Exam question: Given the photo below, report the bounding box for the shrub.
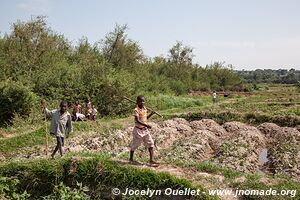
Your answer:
[0,177,30,200]
[93,70,134,117]
[43,182,90,200]
[0,80,37,126]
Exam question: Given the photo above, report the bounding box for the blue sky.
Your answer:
[1,0,299,70]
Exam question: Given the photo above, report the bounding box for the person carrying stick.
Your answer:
[42,100,72,159]
[129,95,159,167]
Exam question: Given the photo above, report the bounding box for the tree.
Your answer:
[168,41,194,65]
[101,24,144,68]
[1,16,70,82]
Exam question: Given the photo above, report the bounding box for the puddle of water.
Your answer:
[257,148,269,176]
[259,148,268,164]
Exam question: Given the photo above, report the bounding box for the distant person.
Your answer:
[42,100,72,159]
[91,105,98,120]
[212,90,217,103]
[129,95,159,167]
[85,98,93,120]
[72,100,85,121]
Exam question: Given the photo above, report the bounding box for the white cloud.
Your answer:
[17,0,51,14]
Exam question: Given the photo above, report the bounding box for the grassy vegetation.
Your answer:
[147,94,210,111]
[171,159,242,180]
[0,84,299,199]
[178,85,300,126]
[0,84,298,159]
[0,153,213,200]
[0,128,50,157]
[230,174,300,200]
[166,159,300,200]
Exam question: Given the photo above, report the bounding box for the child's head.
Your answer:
[75,100,79,105]
[136,95,145,108]
[60,100,68,113]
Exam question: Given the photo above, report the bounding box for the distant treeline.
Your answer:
[0,16,242,123]
[236,69,300,84]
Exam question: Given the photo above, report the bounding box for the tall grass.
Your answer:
[0,128,50,156]
[147,95,210,111]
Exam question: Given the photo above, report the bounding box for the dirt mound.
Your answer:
[20,117,299,179]
[213,122,267,172]
[223,121,266,146]
[160,118,193,135]
[66,128,133,156]
[258,123,300,144]
[268,135,300,179]
[257,123,282,142]
[258,123,300,179]
[190,119,228,137]
[152,127,182,149]
[159,130,215,161]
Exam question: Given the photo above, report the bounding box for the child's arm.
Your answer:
[66,115,73,136]
[41,100,53,118]
[135,116,151,129]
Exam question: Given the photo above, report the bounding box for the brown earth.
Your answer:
[26,118,299,180]
[11,118,300,200]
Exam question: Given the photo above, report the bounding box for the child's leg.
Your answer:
[51,137,60,158]
[57,137,63,156]
[148,147,159,164]
[143,133,158,164]
[129,150,134,161]
[148,147,154,162]
[130,128,142,161]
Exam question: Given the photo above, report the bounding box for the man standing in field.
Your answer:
[129,95,159,167]
[42,100,72,159]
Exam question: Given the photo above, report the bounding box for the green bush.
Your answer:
[0,80,37,126]
[43,182,90,200]
[93,70,134,117]
[0,177,30,200]
[0,17,245,119]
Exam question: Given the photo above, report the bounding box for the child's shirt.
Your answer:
[134,106,147,128]
[45,108,72,137]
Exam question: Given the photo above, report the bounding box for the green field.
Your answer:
[0,84,299,199]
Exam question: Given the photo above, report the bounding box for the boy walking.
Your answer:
[129,95,159,166]
[42,100,72,159]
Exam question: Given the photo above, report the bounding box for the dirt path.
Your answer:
[115,159,239,200]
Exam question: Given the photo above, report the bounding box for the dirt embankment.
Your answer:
[27,118,300,179]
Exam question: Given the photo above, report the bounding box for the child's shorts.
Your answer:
[130,127,154,150]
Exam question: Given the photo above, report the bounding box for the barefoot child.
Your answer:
[42,100,72,159]
[129,95,159,166]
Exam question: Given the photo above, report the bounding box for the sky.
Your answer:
[0,0,300,70]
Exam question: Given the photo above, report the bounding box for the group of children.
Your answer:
[72,99,97,121]
[42,96,159,166]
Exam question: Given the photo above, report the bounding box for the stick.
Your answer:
[122,96,163,118]
[41,99,48,157]
[45,113,48,157]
